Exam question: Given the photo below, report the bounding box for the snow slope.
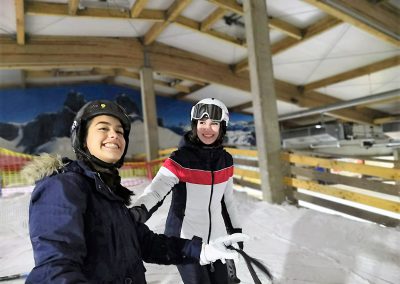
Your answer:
[0,182,399,284]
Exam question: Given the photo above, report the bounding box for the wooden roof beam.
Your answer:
[173,84,208,99]
[0,35,386,124]
[157,71,207,86]
[26,1,243,48]
[144,0,191,45]
[210,0,302,39]
[15,0,25,45]
[269,17,303,40]
[355,96,400,110]
[24,68,191,93]
[234,16,342,73]
[175,16,244,46]
[229,101,252,113]
[209,0,242,15]
[373,116,400,124]
[304,0,400,47]
[25,1,164,21]
[68,0,79,15]
[302,55,400,92]
[200,7,226,31]
[130,0,148,18]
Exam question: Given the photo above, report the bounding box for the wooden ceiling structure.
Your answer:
[1,0,399,127]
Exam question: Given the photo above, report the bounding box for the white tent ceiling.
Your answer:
[0,0,399,127]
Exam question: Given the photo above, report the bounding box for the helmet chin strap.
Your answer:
[77,147,121,169]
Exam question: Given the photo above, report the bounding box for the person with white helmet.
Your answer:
[130,98,243,284]
[23,100,247,283]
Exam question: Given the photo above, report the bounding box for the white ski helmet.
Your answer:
[190,98,229,126]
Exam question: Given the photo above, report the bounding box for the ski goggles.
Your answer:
[191,103,224,122]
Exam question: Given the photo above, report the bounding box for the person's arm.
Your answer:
[130,159,179,222]
[135,221,248,265]
[222,175,243,248]
[27,175,88,283]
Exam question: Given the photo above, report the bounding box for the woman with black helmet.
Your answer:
[24,100,247,283]
[130,98,243,284]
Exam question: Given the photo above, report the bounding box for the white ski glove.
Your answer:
[200,233,249,265]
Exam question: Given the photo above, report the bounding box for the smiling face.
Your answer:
[85,115,126,164]
[196,118,221,145]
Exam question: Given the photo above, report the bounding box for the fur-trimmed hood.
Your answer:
[22,153,67,185]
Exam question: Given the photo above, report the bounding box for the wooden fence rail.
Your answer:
[1,147,399,226]
[228,148,399,227]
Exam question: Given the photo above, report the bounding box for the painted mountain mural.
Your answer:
[0,84,256,159]
[0,91,182,159]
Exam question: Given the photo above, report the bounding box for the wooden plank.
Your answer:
[234,16,342,73]
[269,17,302,40]
[144,0,191,45]
[282,152,400,180]
[200,7,225,31]
[175,16,244,46]
[130,0,148,18]
[26,1,164,21]
[294,191,399,227]
[229,101,252,113]
[233,177,261,189]
[234,168,260,180]
[209,0,243,15]
[68,0,79,15]
[233,157,258,167]
[15,0,25,45]
[272,16,342,55]
[211,0,302,40]
[290,166,399,196]
[226,148,258,157]
[172,84,207,99]
[374,116,400,124]
[303,56,400,92]
[356,96,400,110]
[303,0,400,47]
[0,36,145,69]
[285,177,400,213]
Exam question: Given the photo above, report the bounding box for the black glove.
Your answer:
[226,259,241,283]
[129,205,149,223]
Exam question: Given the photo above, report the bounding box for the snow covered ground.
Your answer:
[0,181,399,284]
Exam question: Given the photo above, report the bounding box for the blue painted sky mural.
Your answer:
[0,83,255,156]
[0,83,253,126]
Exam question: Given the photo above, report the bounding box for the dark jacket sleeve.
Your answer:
[26,174,88,283]
[135,221,202,265]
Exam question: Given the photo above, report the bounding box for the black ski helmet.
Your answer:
[71,100,131,168]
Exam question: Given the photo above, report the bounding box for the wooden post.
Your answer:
[243,0,286,203]
[140,66,159,161]
[394,148,400,186]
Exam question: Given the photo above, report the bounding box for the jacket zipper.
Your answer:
[207,151,214,244]
[207,171,214,244]
[96,173,113,194]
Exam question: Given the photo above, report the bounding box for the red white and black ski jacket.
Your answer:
[134,133,241,243]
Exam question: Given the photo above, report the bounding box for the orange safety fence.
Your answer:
[0,147,167,189]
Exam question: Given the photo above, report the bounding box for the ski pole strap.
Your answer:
[227,246,273,284]
[0,273,28,282]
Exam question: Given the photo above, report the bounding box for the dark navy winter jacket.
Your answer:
[26,158,201,284]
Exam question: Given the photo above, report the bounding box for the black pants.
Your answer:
[177,260,229,284]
